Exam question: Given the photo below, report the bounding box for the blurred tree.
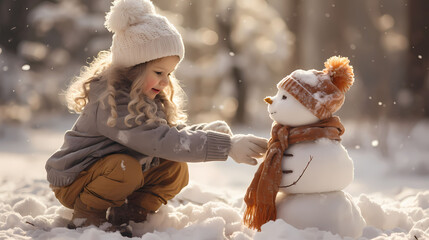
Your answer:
[282,0,301,72]
[280,0,417,121]
[2,0,425,127]
[216,1,247,123]
[407,0,429,118]
[0,0,44,53]
[157,0,291,125]
[0,0,109,123]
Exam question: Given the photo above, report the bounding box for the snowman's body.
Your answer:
[276,139,366,238]
[266,87,366,238]
[276,191,366,238]
[280,138,353,194]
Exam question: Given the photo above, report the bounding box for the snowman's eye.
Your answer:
[282,95,287,100]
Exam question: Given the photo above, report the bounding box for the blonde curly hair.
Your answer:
[65,50,187,127]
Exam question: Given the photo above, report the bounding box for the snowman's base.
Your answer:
[276,190,366,238]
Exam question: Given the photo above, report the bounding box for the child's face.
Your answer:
[141,56,180,99]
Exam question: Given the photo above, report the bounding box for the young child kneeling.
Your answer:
[45,0,267,236]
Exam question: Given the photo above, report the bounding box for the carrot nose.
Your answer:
[264,97,273,104]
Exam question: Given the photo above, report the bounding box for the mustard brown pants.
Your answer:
[54,154,189,212]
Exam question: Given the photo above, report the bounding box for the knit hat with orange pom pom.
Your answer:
[278,56,354,120]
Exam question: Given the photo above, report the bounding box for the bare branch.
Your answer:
[279,156,313,188]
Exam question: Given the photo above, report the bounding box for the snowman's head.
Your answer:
[265,88,319,127]
[265,56,355,127]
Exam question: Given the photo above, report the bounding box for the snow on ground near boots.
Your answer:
[0,116,428,239]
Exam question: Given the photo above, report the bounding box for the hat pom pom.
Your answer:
[105,0,156,33]
[323,56,354,93]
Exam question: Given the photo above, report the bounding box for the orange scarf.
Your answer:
[243,116,345,231]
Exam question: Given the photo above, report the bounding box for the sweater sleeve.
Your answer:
[177,123,208,131]
[95,102,231,162]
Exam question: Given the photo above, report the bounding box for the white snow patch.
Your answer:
[72,218,87,228]
[13,197,47,218]
[196,135,207,152]
[120,160,126,171]
[174,135,191,152]
[1,174,427,240]
[180,136,191,151]
[357,194,414,231]
[292,69,319,86]
[313,91,334,104]
[117,131,129,144]
[254,219,344,240]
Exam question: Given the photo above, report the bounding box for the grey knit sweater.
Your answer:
[45,80,231,187]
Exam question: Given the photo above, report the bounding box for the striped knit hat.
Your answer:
[278,56,354,120]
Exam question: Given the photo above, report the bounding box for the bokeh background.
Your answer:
[0,0,428,183]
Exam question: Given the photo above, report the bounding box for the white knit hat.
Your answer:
[105,0,185,68]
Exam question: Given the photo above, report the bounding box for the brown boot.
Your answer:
[67,198,107,229]
[105,224,133,238]
[107,203,151,225]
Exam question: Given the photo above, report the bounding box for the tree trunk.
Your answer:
[0,0,43,53]
[216,1,247,124]
[407,0,429,118]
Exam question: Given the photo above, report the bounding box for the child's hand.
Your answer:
[230,134,268,165]
[202,121,233,136]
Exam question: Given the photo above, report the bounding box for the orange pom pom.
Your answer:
[323,56,354,93]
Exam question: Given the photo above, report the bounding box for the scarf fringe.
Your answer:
[243,203,277,231]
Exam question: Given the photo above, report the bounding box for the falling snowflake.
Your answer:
[121,160,126,171]
[21,64,30,71]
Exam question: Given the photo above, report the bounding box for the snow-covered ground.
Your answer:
[0,114,428,239]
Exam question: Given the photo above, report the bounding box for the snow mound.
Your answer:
[276,191,366,238]
[13,197,47,218]
[0,178,428,239]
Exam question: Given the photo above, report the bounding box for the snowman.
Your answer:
[243,56,366,238]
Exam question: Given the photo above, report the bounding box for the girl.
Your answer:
[45,0,267,235]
